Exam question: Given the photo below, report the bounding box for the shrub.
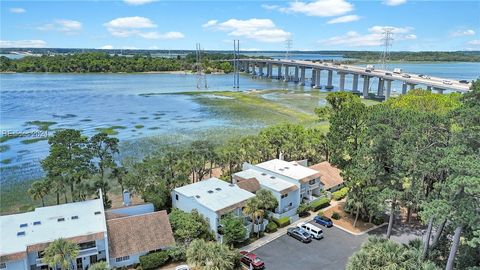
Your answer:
[265,221,278,233]
[167,245,186,262]
[296,203,311,217]
[139,251,169,269]
[331,212,341,220]
[309,197,331,211]
[332,187,349,201]
[273,216,290,228]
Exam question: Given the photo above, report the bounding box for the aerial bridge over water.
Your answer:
[236,59,471,100]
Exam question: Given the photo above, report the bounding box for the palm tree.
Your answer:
[243,197,262,237]
[186,239,238,270]
[28,180,49,207]
[42,238,79,270]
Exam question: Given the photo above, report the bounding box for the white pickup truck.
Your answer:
[393,68,402,74]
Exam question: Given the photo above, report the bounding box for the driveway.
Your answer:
[253,224,368,270]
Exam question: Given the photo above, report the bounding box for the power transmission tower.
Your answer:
[196,43,208,89]
[285,39,292,60]
[233,40,240,89]
[380,27,394,71]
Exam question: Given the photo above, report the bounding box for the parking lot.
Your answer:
[253,223,369,270]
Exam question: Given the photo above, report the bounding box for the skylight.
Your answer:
[215,188,222,191]
[33,221,41,225]
[57,218,65,222]
[20,223,28,228]
[17,231,26,237]
[94,211,101,215]
[71,216,79,220]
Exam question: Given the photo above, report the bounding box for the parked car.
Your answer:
[459,80,469,84]
[443,80,453,85]
[175,265,190,270]
[313,215,333,227]
[297,222,324,239]
[240,251,265,269]
[402,74,411,78]
[287,227,312,243]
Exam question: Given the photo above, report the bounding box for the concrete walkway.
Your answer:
[243,200,341,252]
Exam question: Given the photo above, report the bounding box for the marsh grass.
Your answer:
[0,145,10,152]
[21,138,48,144]
[26,120,57,131]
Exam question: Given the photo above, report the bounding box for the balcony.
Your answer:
[78,247,98,257]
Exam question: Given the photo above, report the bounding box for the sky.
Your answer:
[1,0,479,51]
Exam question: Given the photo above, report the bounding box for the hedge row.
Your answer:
[265,221,278,233]
[309,197,331,211]
[139,251,169,269]
[272,216,290,228]
[332,187,349,201]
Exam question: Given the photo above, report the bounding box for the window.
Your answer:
[20,223,28,228]
[115,256,130,262]
[175,194,179,201]
[57,218,65,222]
[94,211,101,215]
[33,221,41,225]
[309,179,316,185]
[71,215,79,220]
[79,241,96,250]
[0,263,6,269]
[281,193,288,199]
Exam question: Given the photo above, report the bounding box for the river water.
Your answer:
[0,59,479,183]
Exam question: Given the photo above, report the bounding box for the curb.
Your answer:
[332,222,388,236]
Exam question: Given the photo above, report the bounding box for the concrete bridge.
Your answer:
[237,59,471,99]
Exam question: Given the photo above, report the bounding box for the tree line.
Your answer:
[0,52,236,73]
[320,85,479,269]
[343,51,480,62]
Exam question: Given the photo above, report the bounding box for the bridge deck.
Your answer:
[240,58,471,92]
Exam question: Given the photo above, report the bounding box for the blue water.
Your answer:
[0,61,479,182]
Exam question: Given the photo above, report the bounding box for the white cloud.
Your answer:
[203,18,291,42]
[37,19,82,34]
[9,8,26,13]
[327,15,360,24]
[468,40,480,46]
[319,26,416,47]
[123,0,156,5]
[104,16,183,40]
[261,4,280,10]
[100,45,114,49]
[0,40,47,48]
[202,20,218,28]
[451,29,476,37]
[383,0,407,6]
[273,0,354,17]
[105,16,156,30]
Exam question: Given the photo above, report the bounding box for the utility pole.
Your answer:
[380,27,394,71]
[285,39,292,60]
[233,40,240,89]
[196,43,208,89]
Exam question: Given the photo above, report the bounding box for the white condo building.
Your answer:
[171,177,255,242]
[233,159,322,219]
[0,194,175,270]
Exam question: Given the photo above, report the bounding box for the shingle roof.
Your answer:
[309,161,344,190]
[235,177,261,193]
[106,211,175,258]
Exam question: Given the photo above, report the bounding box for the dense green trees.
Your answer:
[325,83,479,269]
[0,52,235,73]
[36,129,119,207]
[343,51,480,62]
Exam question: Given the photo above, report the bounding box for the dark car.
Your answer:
[287,227,312,243]
[314,215,333,227]
[459,80,469,84]
[239,251,265,269]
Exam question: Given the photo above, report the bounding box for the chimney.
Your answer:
[279,152,284,160]
[123,190,131,206]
